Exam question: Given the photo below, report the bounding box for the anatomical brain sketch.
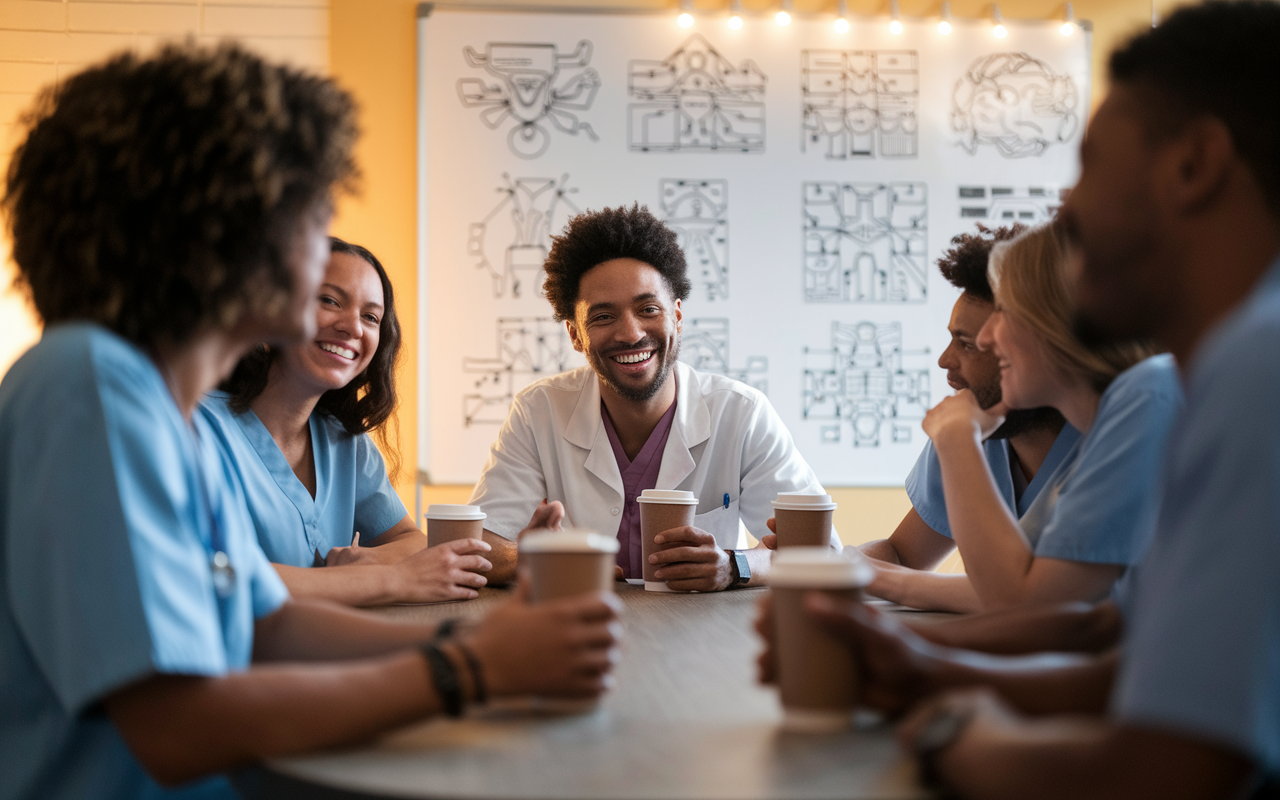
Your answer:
[458,40,601,159]
[801,50,919,159]
[468,174,583,299]
[951,52,1078,158]
[680,318,768,393]
[803,182,928,303]
[462,317,583,426]
[803,322,931,448]
[958,185,1065,223]
[660,179,729,301]
[628,34,767,153]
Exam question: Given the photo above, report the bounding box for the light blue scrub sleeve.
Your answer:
[352,431,408,539]
[1033,357,1181,565]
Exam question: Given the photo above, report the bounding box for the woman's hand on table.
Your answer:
[388,538,492,603]
[465,579,622,699]
[922,390,1008,448]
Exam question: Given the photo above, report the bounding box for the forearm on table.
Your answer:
[364,519,428,557]
[934,648,1117,716]
[482,530,520,585]
[273,563,410,608]
[106,650,443,786]
[870,568,983,613]
[253,598,437,662]
[909,600,1124,655]
[934,433,1036,608]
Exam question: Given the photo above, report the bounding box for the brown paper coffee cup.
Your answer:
[636,490,698,592]
[771,493,837,549]
[425,505,486,565]
[769,547,875,732]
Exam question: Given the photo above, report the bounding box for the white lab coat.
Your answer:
[469,362,838,549]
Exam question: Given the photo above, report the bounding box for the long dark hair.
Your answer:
[221,236,402,478]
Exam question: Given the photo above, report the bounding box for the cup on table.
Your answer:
[770,493,837,549]
[770,547,876,732]
[520,529,619,603]
[425,504,486,548]
[636,489,699,593]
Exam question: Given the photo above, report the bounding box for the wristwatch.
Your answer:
[910,705,975,792]
[725,549,751,588]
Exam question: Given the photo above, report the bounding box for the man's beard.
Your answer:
[588,336,680,402]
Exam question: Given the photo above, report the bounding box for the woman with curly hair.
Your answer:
[200,238,557,604]
[0,43,618,799]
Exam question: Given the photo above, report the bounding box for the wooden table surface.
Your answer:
[256,584,948,800]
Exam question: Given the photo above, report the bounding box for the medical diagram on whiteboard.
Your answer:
[457,40,601,159]
[803,181,928,303]
[951,52,1079,158]
[802,322,931,448]
[680,318,768,394]
[958,185,1066,223]
[467,174,583,299]
[461,318,584,427]
[628,34,767,153]
[801,50,919,159]
[659,179,729,301]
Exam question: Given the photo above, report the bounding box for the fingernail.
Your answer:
[648,555,657,563]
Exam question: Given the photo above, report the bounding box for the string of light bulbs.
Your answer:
[671,0,1082,36]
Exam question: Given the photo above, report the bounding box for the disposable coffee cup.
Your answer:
[771,493,837,549]
[520,529,620,603]
[770,547,876,732]
[425,504,486,548]
[636,489,698,593]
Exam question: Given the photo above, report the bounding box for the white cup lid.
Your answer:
[520,529,621,554]
[636,489,698,505]
[772,492,837,511]
[425,504,486,521]
[770,547,875,589]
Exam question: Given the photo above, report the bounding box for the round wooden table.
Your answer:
[253,583,939,800]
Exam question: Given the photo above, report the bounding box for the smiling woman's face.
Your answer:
[976,306,1063,410]
[278,250,385,394]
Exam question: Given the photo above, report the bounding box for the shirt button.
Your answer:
[611,507,620,516]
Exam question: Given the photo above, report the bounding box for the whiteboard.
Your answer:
[417,5,1090,485]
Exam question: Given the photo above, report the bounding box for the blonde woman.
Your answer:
[869,221,1182,612]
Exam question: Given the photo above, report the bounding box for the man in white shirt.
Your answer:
[472,204,835,591]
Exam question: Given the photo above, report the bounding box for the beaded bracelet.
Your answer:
[454,641,488,705]
[420,643,464,718]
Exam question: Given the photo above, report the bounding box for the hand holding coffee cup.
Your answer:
[636,489,699,592]
[768,547,875,732]
[426,504,486,547]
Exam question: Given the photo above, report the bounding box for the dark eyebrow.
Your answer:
[320,282,349,300]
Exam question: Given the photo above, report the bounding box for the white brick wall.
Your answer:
[0,0,329,374]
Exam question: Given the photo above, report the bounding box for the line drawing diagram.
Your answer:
[951,52,1079,158]
[802,322,931,448]
[462,317,583,426]
[628,34,767,153]
[958,185,1065,223]
[680,318,768,393]
[803,182,928,303]
[801,50,919,159]
[458,40,601,159]
[660,179,729,301]
[468,174,583,299]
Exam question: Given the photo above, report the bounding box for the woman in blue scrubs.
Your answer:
[0,44,618,800]
[200,239,516,605]
[868,221,1182,612]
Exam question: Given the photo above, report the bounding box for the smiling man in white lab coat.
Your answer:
[470,204,836,591]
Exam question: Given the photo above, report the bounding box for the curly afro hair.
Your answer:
[937,223,1026,302]
[3,41,359,347]
[542,204,690,322]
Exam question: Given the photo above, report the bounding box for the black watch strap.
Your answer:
[726,549,750,587]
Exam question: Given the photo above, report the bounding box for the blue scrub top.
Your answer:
[1018,354,1183,566]
[905,423,1082,538]
[0,324,289,800]
[198,392,406,568]
[1113,260,1280,777]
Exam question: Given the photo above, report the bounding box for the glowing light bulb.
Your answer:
[728,13,742,28]
[936,19,951,34]
[678,11,693,26]
[938,2,952,34]
[775,9,791,25]
[890,18,903,34]
[889,0,902,35]
[834,16,849,32]
[1060,2,1076,35]
[993,22,1007,37]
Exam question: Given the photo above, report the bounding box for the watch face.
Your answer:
[733,551,750,583]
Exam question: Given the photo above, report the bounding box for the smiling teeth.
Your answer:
[614,351,653,364]
[320,343,356,359]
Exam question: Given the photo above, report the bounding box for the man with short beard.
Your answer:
[857,225,1080,610]
[470,205,835,591]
